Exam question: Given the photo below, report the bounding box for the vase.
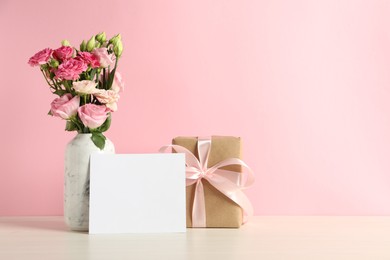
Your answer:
[64,133,115,231]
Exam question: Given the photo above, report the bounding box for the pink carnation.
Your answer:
[28,48,53,66]
[78,104,109,129]
[54,58,88,80]
[76,52,100,68]
[53,46,74,61]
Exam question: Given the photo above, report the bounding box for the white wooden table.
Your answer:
[0,216,389,259]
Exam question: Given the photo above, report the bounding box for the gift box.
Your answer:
[172,136,246,228]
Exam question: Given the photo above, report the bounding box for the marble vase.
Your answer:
[64,133,115,231]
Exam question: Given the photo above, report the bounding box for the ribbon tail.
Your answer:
[232,189,254,224]
[192,179,206,228]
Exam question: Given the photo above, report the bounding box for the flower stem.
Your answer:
[70,117,83,132]
[40,69,55,89]
[103,68,106,89]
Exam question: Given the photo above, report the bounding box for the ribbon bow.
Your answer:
[160,137,255,227]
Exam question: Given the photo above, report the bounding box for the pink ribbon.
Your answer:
[160,137,255,227]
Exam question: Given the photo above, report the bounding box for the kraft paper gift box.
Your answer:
[173,136,244,228]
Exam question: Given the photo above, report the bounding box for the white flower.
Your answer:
[72,80,98,95]
[94,89,120,112]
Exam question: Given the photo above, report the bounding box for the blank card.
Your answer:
[89,153,186,234]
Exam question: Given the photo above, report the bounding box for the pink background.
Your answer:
[1,0,390,216]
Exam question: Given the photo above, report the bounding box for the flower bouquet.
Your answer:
[28,32,124,149]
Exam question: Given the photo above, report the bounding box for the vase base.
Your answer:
[64,217,89,232]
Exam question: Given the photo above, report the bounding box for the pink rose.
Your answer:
[72,80,98,94]
[50,94,80,119]
[76,52,100,68]
[28,48,53,66]
[94,90,119,112]
[54,58,88,80]
[78,104,109,129]
[92,48,115,68]
[53,46,74,61]
[111,72,125,93]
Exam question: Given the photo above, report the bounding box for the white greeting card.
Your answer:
[89,153,186,234]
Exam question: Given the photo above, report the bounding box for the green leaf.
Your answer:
[62,80,72,92]
[65,121,78,131]
[97,114,111,132]
[91,132,106,150]
[53,89,67,96]
[48,110,53,116]
[102,68,106,89]
[90,69,97,82]
[107,59,118,89]
[107,67,116,89]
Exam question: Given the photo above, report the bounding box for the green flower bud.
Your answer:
[86,36,96,52]
[95,32,106,43]
[95,41,101,48]
[109,34,121,45]
[80,40,86,51]
[61,40,71,46]
[113,40,123,57]
[49,59,59,68]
